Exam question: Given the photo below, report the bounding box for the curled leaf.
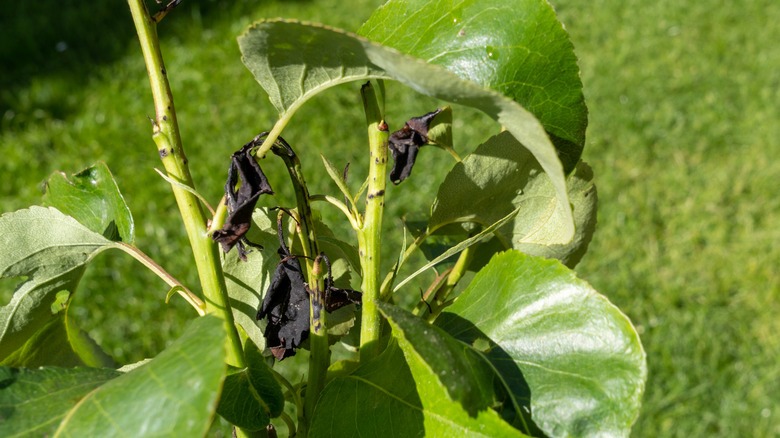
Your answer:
[212,134,275,261]
[388,108,443,184]
[256,219,362,361]
[256,246,309,361]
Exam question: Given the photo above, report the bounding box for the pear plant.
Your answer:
[0,0,646,437]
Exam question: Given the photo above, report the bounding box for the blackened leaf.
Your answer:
[257,249,310,361]
[388,108,443,184]
[212,140,274,260]
[324,285,362,313]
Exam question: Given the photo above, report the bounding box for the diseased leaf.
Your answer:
[212,134,275,261]
[54,315,226,437]
[43,161,135,244]
[0,207,119,362]
[435,251,646,438]
[429,131,598,267]
[239,20,575,244]
[359,0,588,173]
[388,108,444,184]
[257,246,310,361]
[0,366,121,438]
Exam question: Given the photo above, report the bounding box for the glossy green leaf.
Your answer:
[435,251,646,438]
[43,161,134,243]
[0,366,121,438]
[359,0,587,172]
[429,131,598,267]
[0,207,120,361]
[54,315,227,437]
[378,302,529,436]
[310,340,424,437]
[0,312,115,368]
[217,340,284,430]
[239,20,574,243]
[312,310,528,437]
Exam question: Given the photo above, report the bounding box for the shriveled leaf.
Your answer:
[54,315,226,437]
[429,131,597,267]
[212,138,275,260]
[217,340,284,430]
[435,251,646,438]
[0,312,115,369]
[0,366,121,438]
[378,302,530,435]
[239,20,574,243]
[0,207,119,361]
[359,0,587,172]
[43,161,134,243]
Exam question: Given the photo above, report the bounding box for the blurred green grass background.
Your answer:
[1,0,778,436]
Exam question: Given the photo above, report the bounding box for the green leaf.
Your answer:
[43,161,134,243]
[0,207,119,361]
[217,340,284,430]
[0,312,115,368]
[310,340,424,437]
[0,366,121,438]
[222,208,281,350]
[239,20,575,243]
[394,204,521,291]
[429,131,598,267]
[378,302,529,436]
[435,251,646,438]
[358,0,587,173]
[427,105,453,149]
[53,315,227,437]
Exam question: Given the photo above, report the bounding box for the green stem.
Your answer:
[358,82,389,362]
[116,242,206,315]
[272,142,329,436]
[416,245,475,321]
[126,0,245,367]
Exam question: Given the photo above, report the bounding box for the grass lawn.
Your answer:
[1,0,778,436]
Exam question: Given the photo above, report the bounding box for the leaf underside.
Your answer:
[238,18,576,244]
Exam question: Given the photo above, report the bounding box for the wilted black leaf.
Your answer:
[212,134,274,260]
[388,108,443,184]
[255,220,362,360]
[257,247,310,361]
